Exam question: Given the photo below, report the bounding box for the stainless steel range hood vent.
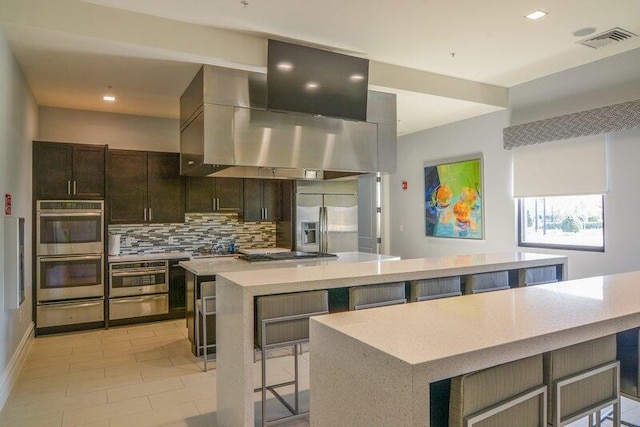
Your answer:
[179,65,396,180]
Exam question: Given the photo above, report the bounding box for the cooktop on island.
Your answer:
[238,251,338,262]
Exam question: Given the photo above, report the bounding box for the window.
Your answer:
[518,195,604,251]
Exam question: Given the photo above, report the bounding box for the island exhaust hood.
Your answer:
[179,65,397,180]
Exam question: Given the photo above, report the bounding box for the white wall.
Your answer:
[38,107,179,152]
[0,28,38,408]
[389,48,640,280]
[389,110,517,259]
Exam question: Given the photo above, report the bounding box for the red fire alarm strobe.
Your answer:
[401,181,408,190]
[5,193,11,215]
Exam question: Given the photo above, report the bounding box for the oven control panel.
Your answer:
[110,260,168,271]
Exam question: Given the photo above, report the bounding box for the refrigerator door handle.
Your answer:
[318,207,324,253]
[319,206,328,253]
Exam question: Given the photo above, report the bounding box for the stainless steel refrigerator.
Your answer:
[295,181,358,253]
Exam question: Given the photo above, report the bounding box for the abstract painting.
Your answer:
[424,156,483,239]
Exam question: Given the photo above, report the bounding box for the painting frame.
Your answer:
[424,154,484,240]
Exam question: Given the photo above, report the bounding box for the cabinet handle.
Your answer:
[212,198,216,211]
[216,198,220,210]
[143,208,147,221]
[67,181,71,195]
[73,181,77,195]
[149,208,153,221]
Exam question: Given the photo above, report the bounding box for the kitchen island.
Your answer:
[214,251,567,426]
[309,271,640,426]
[179,251,399,354]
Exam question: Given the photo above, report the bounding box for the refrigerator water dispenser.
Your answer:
[302,222,318,244]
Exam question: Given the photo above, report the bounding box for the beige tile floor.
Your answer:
[3,319,640,427]
[0,320,309,427]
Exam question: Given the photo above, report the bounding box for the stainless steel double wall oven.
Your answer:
[36,200,105,328]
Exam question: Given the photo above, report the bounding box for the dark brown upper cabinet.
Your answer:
[33,141,106,200]
[185,177,243,213]
[242,179,282,222]
[108,150,184,224]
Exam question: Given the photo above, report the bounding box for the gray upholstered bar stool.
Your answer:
[349,281,406,310]
[254,290,328,427]
[609,328,640,425]
[520,265,558,286]
[544,335,620,426]
[449,354,547,427]
[194,281,216,372]
[464,271,510,294]
[410,276,461,302]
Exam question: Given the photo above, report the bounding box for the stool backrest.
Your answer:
[523,266,558,286]
[450,354,545,427]
[199,281,216,314]
[255,290,328,348]
[349,282,406,310]
[464,271,509,294]
[544,334,617,424]
[410,276,461,302]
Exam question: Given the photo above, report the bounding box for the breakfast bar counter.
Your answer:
[179,252,400,353]
[213,251,568,426]
[309,271,640,426]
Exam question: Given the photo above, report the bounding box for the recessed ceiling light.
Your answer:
[305,82,319,90]
[277,62,293,71]
[525,10,548,20]
[102,85,116,102]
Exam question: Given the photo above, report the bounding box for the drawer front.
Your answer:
[109,294,169,320]
[37,299,104,328]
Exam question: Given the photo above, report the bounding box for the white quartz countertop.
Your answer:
[179,252,399,276]
[218,251,566,290]
[311,271,640,368]
[108,251,192,263]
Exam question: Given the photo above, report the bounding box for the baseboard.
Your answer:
[0,321,34,411]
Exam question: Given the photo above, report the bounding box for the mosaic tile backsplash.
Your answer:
[108,213,276,256]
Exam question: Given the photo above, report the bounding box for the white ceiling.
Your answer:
[1,0,639,135]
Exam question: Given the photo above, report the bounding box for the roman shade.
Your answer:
[513,135,607,198]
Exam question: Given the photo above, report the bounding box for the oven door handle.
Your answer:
[39,301,103,309]
[38,212,103,217]
[111,269,167,277]
[111,295,166,303]
[39,255,103,263]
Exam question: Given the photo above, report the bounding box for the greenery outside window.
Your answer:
[518,195,604,252]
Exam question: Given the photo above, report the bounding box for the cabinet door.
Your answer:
[169,260,188,313]
[72,145,105,198]
[214,178,243,211]
[33,142,73,199]
[242,179,263,221]
[262,180,282,221]
[108,150,147,224]
[186,177,214,212]
[147,152,184,223]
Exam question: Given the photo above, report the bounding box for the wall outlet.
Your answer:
[125,237,133,246]
[168,236,177,245]
[399,224,404,232]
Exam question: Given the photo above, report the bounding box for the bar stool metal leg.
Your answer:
[202,304,208,372]
[195,303,200,356]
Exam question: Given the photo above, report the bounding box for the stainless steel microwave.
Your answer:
[36,200,104,256]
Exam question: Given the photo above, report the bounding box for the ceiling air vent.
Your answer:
[579,27,638,49]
